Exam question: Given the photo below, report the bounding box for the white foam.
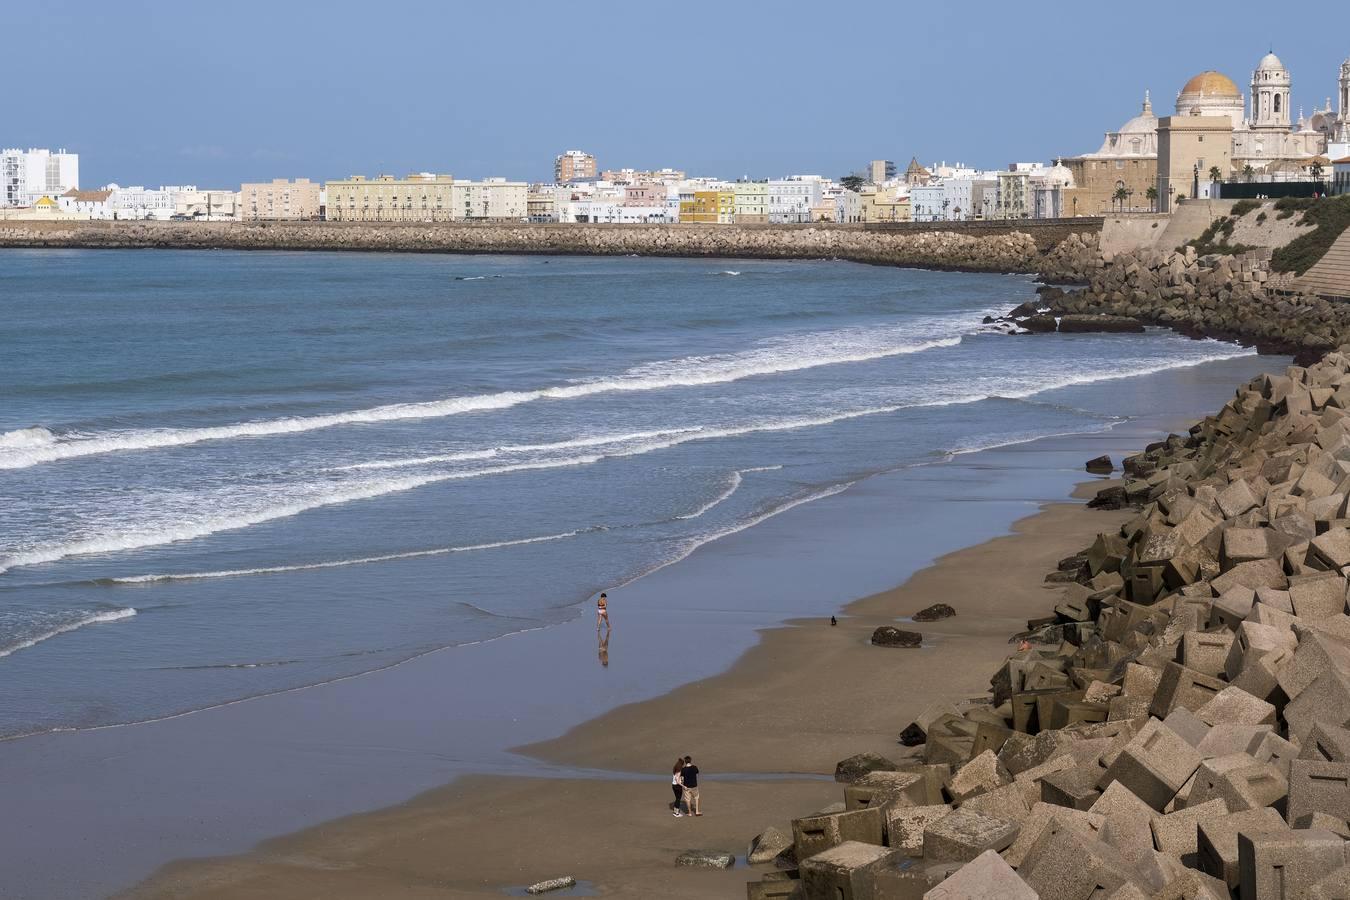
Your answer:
[0,459,606,574]
[0,342,1257,574]
[628,482,855,585]
[0,608,136,659]
[111,531,586,583]
[0,426,55,449]
[332,428,701,472]
[0,329,966,470]
[676,471,743,520]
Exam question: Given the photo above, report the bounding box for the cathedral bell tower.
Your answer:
[1251,51,1292,131]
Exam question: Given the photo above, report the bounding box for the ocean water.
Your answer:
[0,249,1256,739]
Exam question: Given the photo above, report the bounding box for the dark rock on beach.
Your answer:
[1019,314,1058,333]
[871,626,923,648]
[912,603,956,622]
[675,849,735,869]
[1056,313,1146,333]
[899,721,928,746]
[1085,454,1113,473]
[1086,484,1129,510]
[833,752,899,783]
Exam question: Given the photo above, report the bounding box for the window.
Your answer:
[1274,94,1282,113]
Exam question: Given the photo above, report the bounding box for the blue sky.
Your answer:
[8,0,1347,187]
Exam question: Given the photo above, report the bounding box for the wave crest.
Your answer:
[0,331,966,470]
[0,608,136,659]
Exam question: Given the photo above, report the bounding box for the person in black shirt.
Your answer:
[680,755,701,817]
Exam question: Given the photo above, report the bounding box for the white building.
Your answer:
[767,175,824,223]
[167,186,239,220]
[106,184,176,220]
[2,147,79,206]
[58,188,112,219]
[909,184,946,221]
[558,200,675,223]
[455,178,528,220]
[836,189,863,223]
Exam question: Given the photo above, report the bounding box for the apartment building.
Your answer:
[325,174,526,222]
[2,147,79,206]
[239,178,322,220]
[555,150,597,183]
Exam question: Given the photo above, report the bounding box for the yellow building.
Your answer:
[859,188,911,223]
[1157,115,1234,212]
[680,190,735,224]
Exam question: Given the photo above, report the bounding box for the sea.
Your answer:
[0,248,1258,740]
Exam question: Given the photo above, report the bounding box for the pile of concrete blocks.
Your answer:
[745,347,1350,899]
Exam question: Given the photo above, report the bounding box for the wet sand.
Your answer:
[127,487,1131,899]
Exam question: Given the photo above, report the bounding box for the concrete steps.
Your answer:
[1295,230,1350,299]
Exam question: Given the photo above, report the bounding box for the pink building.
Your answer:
[623,183,667,207]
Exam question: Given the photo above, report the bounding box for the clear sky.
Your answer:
[8,0,1347,187]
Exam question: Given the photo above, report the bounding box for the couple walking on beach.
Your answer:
[669,756,701,818]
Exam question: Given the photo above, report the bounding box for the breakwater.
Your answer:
[750,347,1350,899]
[0,220,1093,273]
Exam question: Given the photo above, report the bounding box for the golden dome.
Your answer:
[1180,71,1241,98]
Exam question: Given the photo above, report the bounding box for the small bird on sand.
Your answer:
[830,616,837,626]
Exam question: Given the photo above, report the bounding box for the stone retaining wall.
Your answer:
[1030,231,1350,362]
[0,220,1099,274]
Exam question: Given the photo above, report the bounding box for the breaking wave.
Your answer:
[0,344,1255,575]
[0,608,137,659]
[107,530,591,584]
[0,331,966,470]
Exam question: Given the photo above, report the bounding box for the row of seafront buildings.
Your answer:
[6,51,1349,228]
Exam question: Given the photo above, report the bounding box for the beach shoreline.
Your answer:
[0,352,1282,900]
[123,481,1131,899]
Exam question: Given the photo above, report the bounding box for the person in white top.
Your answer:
[669,759,685,816]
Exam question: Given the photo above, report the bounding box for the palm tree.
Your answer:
[1242,164,1255,183]
[1112,186,1129,212]
[1310,161,1325,182]
[1208,166,1223,186]
[1145,185,1158,212]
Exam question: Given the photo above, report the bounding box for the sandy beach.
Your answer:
[126,485,1131,899]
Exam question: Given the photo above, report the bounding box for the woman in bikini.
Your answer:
[597,592,609,629]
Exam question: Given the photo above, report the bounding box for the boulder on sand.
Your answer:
[1086,455,1113,474]
[525,876,577,894]
[675,849,735,869]
[872,626,923,647]
[835,752,898,783]
[913,603,957,622]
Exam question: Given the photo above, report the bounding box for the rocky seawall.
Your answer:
[1022,231,1349,364]
[0,221,1069,274]
[751,349,1350,899]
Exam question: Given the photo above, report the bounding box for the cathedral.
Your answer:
[1172,52,1349,174]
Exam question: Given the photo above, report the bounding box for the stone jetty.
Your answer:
[0,220,1062,274]
[749,348,1350,898]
